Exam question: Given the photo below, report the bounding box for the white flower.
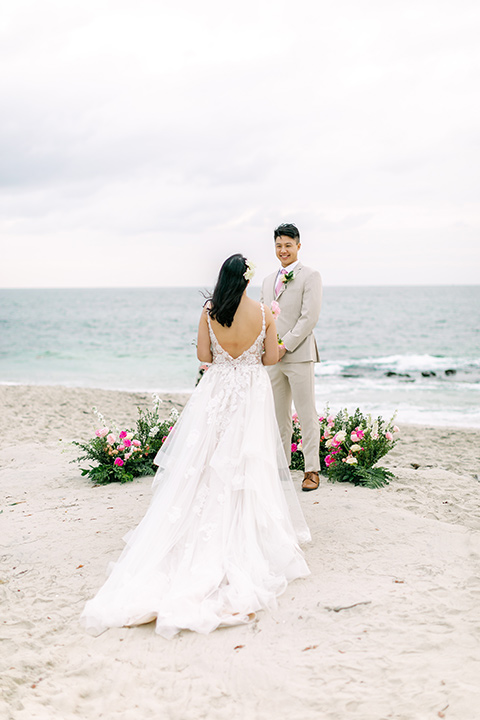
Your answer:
[344,456,358,465]
[325,438,334,448]
[149,425,160,437]
[335,430,347,443]
[152,393,162,407]
[170,408,179,420]
[350,444,361,452]
[126,432,133,440]
[244,259,256,281]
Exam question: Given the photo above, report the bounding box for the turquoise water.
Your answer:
[1,286,479,426]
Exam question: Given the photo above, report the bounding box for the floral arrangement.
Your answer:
[281,269,295,286]
[270,300,285,346]
[73,394,179,484]
[244,259,256,281]
[290,408,399,488]
[270,300,281,319]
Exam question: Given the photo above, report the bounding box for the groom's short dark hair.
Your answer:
[274,223,300,243]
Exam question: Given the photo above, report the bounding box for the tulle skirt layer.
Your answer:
[80,363,310,638]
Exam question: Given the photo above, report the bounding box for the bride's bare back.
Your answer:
[197,294,279,366]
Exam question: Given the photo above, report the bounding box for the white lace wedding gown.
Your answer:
[81,306,311,638]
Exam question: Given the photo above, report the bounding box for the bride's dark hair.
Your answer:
[208,254,249,327]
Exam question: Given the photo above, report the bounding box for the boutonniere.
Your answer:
[281,270,295,286]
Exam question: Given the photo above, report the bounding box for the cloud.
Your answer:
[1,0,479,286]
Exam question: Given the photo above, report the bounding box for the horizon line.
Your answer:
[1,283,479,291]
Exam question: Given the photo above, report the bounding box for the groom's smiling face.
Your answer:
[275,236,301,268]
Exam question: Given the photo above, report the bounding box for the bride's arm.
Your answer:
[262,308,280,366]
[197,306,213,363]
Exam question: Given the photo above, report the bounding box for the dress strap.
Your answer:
[260,303,266,333]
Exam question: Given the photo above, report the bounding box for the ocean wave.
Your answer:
[316,354,480,381]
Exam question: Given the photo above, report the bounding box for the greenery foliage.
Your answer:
[290,407,399,488]
[73,395,179,484]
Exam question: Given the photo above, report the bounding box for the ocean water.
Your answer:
[1,286,479,427]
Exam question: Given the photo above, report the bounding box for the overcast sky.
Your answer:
[1,0,478,288]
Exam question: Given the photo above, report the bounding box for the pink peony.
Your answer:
[319,416,324,422]
[106,433,116,445]
[117,444,125,451]
[95,427,109,438]
[114,457,124,466]
[132,439,141,447]
[351,432,359,442]
[124,438,132,448]
[325,454,336,468]
[385,431,393,441]
[356,429,365,439]
[124,452,132,460]
[291,443,298,453]
[119,431,127,439]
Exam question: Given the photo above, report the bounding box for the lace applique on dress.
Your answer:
[205,305,267,434]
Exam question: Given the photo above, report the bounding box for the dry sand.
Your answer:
[1,384,480,720]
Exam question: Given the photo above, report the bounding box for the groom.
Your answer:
[261,223,323,491]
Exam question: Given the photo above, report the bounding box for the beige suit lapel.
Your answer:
[277,263,302,300]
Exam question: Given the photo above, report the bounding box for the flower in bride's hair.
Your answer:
[244,259,256,281]
[270,300,281,319]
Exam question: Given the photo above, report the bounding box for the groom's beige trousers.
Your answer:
[267,360,320,472]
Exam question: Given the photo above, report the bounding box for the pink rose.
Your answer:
[106,433,116,445]
[132,439,141,447]
[291,443,298,453]
[95,427,109,438]
[270,300,281,319]
[351,432,359,442]
[119,431,127,439]
[124,452,132,460]
[319,416,324,422]
[325,454,336,467]
[114,457,124,466]
[356,429,365,439]
[393,425,400,434]
[323,427,331,439]
[124,438,132,448]
[292,412,298,422]
[385,431,393,441]
[327,416,335,425]
[117,444,125,451]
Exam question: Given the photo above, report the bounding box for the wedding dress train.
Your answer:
[80,306,310,638]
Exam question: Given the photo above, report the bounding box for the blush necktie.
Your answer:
[275,269,288,298]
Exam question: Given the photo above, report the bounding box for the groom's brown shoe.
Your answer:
[302,471,319,491]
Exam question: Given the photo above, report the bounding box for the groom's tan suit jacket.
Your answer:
[261,263,322,362]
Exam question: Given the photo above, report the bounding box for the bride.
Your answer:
[81,254,311,639]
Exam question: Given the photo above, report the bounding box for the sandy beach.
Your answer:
[1,384,480,720]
